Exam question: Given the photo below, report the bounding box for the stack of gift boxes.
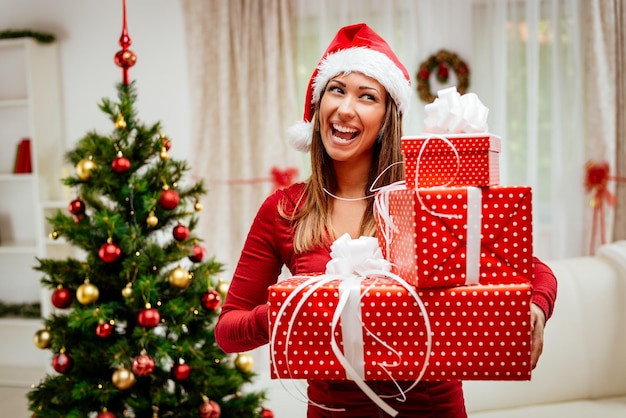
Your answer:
[267,87,534,386]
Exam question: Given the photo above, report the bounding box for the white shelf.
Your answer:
[0,38,70,366]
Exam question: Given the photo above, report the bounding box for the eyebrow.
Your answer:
[328,79,382,95]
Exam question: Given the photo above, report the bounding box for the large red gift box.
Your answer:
[268,276,533,381]
[402,134,501,188]
[375,185,533,288]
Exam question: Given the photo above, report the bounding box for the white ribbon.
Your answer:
[423,86,489,134]
[269,234,432,417]
[374,185,483,286]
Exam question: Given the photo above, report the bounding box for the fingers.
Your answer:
[530,303,546,369]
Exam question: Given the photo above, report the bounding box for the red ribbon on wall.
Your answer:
[585,160,626,254]
[219,166,299,194]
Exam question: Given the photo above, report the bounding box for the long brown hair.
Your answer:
[281,89,405,254]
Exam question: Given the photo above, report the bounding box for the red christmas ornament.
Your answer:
[173,224,190,241]
[132,352,155,377]
[159,189,180,210]
[115,0,135,85]
[198,397,216,418]
[172,361,191,381]
[52,351,73,374]
[114,50,137,68]
[68,198,86,215]
[207,400,221,418]
[111,155,131,173]
[99,242,122,263]
[189,244,206,263]
[162,136,172,150]
[51,287,72,309]
[96,322,113,338]
[137,306,160,328]
[200,290,221,311]
[97,411,116,418]
[261,408,274,418]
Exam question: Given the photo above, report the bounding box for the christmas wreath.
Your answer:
[417,49,470,103]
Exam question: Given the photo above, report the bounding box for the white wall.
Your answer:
[0,0,191,160]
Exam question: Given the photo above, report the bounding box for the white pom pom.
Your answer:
[287,120,313,152]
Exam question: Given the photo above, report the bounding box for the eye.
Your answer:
[361,93,377,101]
[327,84,344,94]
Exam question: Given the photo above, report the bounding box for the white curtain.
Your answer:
[295,0,586,260]
[181,0,301,277]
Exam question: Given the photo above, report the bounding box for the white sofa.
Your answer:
[248,241,626,417]
[464,240,626,417]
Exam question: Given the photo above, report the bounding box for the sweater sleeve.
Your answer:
[530,256,558,320]
[214,190,290,353]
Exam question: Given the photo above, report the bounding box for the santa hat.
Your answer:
[288,23,412,152]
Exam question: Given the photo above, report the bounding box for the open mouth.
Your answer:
[331,123,359,143]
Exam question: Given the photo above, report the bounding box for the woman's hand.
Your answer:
[530,302,546,369]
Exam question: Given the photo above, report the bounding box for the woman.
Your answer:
[215,23,557,417]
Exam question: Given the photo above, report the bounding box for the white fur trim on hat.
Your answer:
[287,120,314,153]
[312,47,412,116]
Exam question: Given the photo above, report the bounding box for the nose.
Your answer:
[337,96,356,119]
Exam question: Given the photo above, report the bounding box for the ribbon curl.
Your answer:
[423,86,489,134]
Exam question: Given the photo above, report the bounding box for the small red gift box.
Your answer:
[375,185,533,288]
[268,276,533,382]
[402,134,501,188]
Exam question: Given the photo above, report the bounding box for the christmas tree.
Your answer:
[27,6,269,418]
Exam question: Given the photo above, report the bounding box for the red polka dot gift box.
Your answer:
[374,185,533,289]
[268,276,533,382]
[401,133,501,189]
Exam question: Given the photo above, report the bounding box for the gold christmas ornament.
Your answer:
[76,157,97,180]
[76,279,100,305]
[168,266,190,288]
[216,279,230,300]
[33,328,51,349]
[159,147,169,160]
[49,230,59,240]
[194,200,203,211]
[234,353,254,373]
[146,211,158,227]
[112,366,136,390]
[115,113,127,129]
[122,282,133,298]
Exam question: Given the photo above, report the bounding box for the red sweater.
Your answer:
[215,183,558,417]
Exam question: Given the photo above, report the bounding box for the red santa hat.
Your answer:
[288,23,412,152]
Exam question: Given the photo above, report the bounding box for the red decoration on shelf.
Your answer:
[172,360,191,381]
[114,0,136,85]
[13,138,32,173]
[68,198,86,215]
[137,305,160,328]
[112,154,131,173]
[96,322,113,338]
[173,224,190,241]
[132,352,155,377]
[99,241,122,263]
[51,287,72,309]
[200,290,222,311]
[585,160,626,254]
[52,351,73,374]
[159,188,180,210]
[189,244,206,262]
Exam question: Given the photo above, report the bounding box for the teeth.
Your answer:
[333,124,357,134]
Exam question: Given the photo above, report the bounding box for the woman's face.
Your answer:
[318,72,387,164]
